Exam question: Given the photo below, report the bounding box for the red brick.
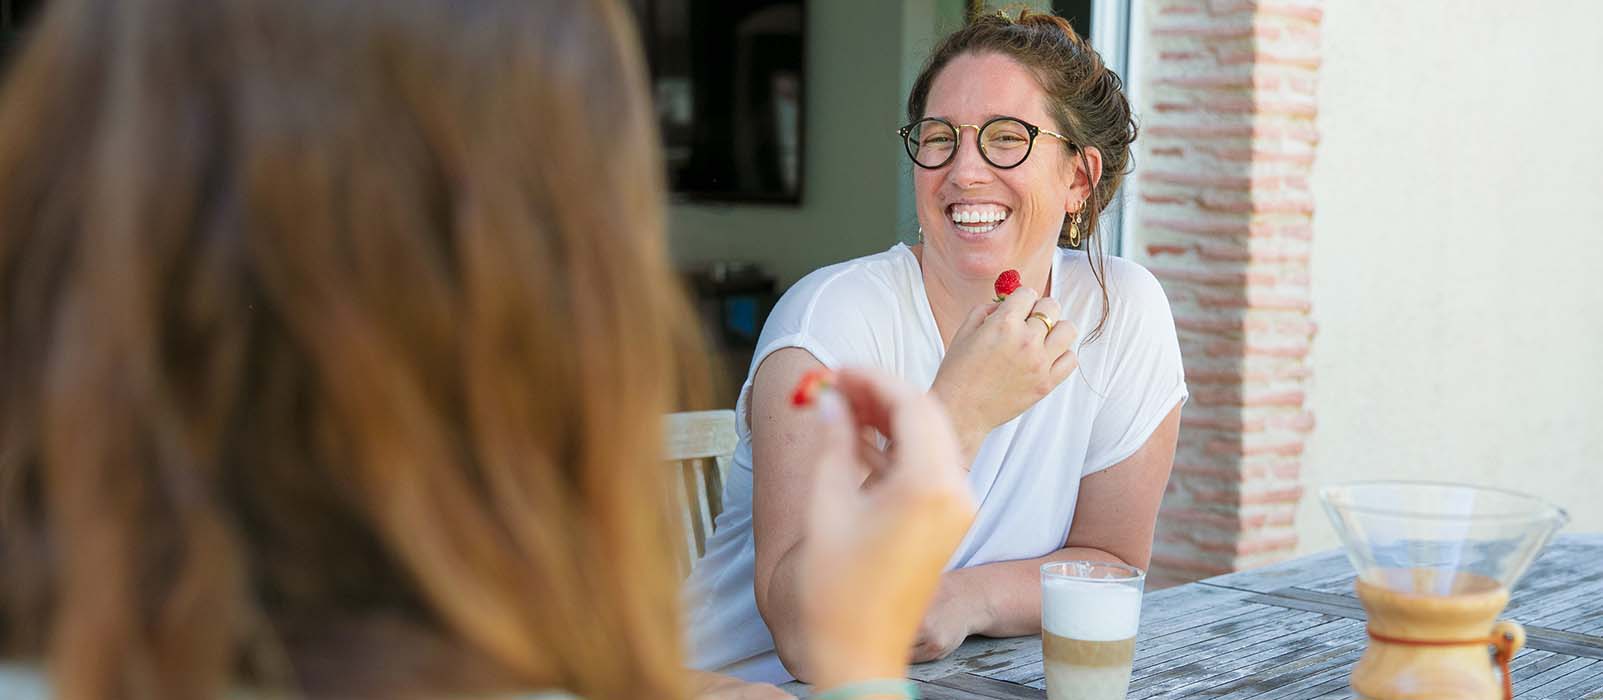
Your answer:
[1270,318,1317,336]
[1193,241,1250,260]
[1218,50,1321,69]
[1259,101,1319,118]
[1152,23,1254,39]
[1181,416,1268,434]
[1158,51,1206,62]
[1204,339,1310,358]
[1271,461,1303,480]
[1206,438,1305,457]
[1207,0,1257,14]
[1194,291,1311,311]
[1162,507,1242,530]
[1174,317,1243,335]
[1143,170,1252,190]
[1151,268,1275,287]
[1277,223,1314,239]
[1248,195,1316,215]
[1284,24,1323,45]
[1245,390,1306,407]
[1183,368,1245,383]
[1256,150,1316,165]
[1201,97,1257,113]
[1282,124,1320,142]
[1198,191,1314,214]
[1188,386,1241,406]
[1151,146,1186,157]
[1258,4,1324,23]
[1188,386,1306,408]
[1175,461,1266,481]
[1243,485,1305,505]
[1146,244,1191,257]
[1154,74,1253,89]
[1141,216,1253,238]
[1139,193,1192,205]
[1145,124,1256,140]
[1185,364,1309,385]
[1272,365,1312,380]
[1158,4,1204,15]
[1266,412,1316,433]
[1195,243,1311,263]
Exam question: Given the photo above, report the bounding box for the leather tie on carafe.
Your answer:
[1365,627,1520,700]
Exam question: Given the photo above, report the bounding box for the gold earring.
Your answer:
[1068,211,1082,248]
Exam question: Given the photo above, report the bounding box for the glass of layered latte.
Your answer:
[1041,561,1144,700]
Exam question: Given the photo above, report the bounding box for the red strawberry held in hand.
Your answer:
[993,269,1022,302]
[790,368,836,407]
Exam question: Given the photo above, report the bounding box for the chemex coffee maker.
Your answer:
[1321,481,1568,700]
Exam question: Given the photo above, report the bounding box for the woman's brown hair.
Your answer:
[0,0,703,698]
[907,7,1138,340]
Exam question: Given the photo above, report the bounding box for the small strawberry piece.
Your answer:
[790,368,837,407]
[993,269,1022,302]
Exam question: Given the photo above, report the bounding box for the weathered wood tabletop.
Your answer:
[784,533,1603,699]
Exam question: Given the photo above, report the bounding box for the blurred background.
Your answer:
[5,0,1595,583]
[641,0,1603,584]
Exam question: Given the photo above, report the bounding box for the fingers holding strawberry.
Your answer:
[930,270,1080,458]
[792,369,975,690]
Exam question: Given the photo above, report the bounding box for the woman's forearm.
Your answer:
[927,383,988,468]
[755,542,818,682]
[957,546,1129,638]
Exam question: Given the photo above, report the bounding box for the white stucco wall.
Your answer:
[1299,1,1603,553]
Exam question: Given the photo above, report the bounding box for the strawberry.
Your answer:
[790,368,836,407]
[993,269,1022,302]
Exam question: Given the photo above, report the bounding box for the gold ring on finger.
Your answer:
[1028,311,1055,333]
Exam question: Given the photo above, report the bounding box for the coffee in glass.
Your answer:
[1041,561,1144,700]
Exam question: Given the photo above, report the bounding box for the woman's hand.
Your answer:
[930,287,1078,455]
[909,572,989,663]
[795,369,976,690]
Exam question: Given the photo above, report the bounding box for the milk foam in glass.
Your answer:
[1041,561,1144,700]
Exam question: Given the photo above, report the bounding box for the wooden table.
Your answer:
[784,534,1603,699]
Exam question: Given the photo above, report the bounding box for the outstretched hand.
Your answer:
[795,369,976,690]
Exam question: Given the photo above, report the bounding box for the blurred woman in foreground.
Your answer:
[0,0,972,698]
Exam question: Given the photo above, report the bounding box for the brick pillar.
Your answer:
[1133,0,1322,588]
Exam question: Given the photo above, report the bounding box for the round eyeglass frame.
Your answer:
[896,116,1075,170]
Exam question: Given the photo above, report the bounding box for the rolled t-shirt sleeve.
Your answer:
[732,263,899,441]
[1081,261,1188,476]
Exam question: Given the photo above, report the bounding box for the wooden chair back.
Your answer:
[664,409,737,576]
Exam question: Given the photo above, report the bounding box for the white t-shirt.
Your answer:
[683,244,1187,683]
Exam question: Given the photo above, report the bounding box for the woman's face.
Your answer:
[914,52,1083,281]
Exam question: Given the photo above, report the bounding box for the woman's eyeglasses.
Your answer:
[897,116,1074,170]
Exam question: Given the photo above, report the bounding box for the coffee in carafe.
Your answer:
[1322,481,1567,700]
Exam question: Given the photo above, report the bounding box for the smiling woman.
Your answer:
[683,8,1186,685]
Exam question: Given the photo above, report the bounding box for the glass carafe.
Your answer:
[1321,481,1568,700]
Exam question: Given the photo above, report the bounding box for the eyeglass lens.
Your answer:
[903,118,1035,169]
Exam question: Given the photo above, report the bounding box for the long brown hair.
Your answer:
[908,7,1138,341]
[0,0,702,698]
